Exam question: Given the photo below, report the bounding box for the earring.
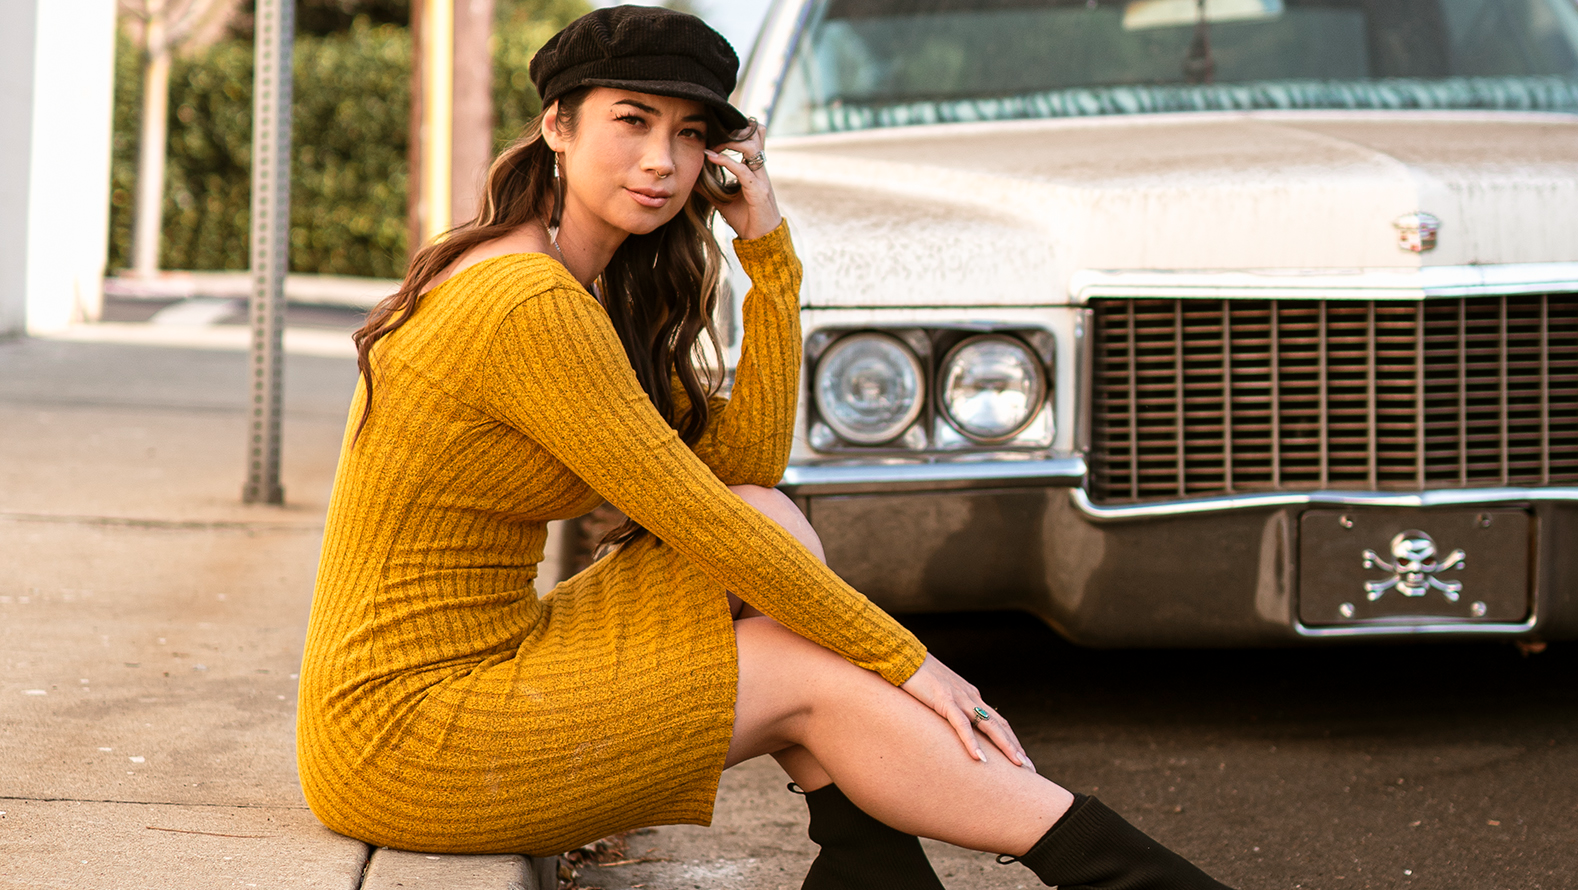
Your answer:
[551,152,565,228]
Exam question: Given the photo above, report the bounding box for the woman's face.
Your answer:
[547,87,709,238]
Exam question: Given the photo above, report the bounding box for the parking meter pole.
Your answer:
[242,0,294,505]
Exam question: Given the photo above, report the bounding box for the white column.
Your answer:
[0,0,40,338]
[0,0,118,337]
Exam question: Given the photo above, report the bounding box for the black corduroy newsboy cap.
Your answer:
[529,5,748,132]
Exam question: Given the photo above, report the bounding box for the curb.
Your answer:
[105,272,399,310]
[363,850,559,890]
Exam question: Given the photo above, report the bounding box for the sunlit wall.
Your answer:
[0,0,117,336]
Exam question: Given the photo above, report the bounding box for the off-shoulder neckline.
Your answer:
[424,251,588,300]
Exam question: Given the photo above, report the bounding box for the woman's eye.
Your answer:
[617,114,646,127]
[679,127,704,141]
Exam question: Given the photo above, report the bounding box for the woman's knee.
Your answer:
[728,484,825,562]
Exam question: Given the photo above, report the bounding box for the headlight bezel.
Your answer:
[936,333,1050,445]
[805,326,1055,453]
[811,330,928,446]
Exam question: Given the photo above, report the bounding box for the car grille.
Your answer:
[1089,294,1578,504]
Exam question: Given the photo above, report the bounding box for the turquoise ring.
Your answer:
[972,706,991,724]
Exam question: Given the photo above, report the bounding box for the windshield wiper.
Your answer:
[1183,0,1215,84]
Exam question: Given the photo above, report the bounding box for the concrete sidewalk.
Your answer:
[0,335,555,889]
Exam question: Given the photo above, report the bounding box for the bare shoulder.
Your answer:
[422,227,555,295]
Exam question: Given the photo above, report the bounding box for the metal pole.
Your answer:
[243,0,294,505]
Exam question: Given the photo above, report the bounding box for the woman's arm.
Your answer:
[671,221,801,487]
[485,274,925,687]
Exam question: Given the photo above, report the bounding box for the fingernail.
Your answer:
[976,748,985,761]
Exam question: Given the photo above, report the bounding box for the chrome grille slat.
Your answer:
[1126,300,1139,501]
[1271,306,1281,486]
[1222,300,1234,493]
[1366,302,1378,490]
[1174,300,1185,497]
[1089,294,1578,504]
[1457,301,1467,487]
[1500,296,1510,486]
[1542,294,1550,485]
[1318,306,1329,487]
[1415,305,1426,489]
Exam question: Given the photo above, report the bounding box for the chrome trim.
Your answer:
[1071,486,1578,521]
[936,334,1048,444]
[1074,307,1093,456]
[814,331,927,445]
[1070,263,1578,303]
[734,0,817,128]
[778,456,1087,495]
[1294,617,1539,639]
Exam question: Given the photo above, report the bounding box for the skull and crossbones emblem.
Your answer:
[1362,530,1465,602]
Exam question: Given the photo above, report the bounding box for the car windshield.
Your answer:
[770,0,1578,134]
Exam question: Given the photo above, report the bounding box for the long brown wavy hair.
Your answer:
[352,88,752,548]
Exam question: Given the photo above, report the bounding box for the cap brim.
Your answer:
[578,78,749,132]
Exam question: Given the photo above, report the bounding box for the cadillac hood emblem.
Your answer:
[1361,530,1465,601]
[1393,212,1441,253]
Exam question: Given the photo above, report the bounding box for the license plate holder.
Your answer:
[1298,508,1530,627]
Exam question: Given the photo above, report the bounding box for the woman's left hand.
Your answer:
[900,654,1035,770]
[704,121,783,241]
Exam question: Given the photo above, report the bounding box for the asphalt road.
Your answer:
[927,613,1574,890]
[580,612,1575,890]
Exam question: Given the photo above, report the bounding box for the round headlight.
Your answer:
[939,334,1047,442]
[813,332,925,445]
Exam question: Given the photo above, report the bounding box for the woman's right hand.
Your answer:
[703,121,782,241]
[900,653,1033,770]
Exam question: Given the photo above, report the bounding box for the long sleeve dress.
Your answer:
[296,221,928,857]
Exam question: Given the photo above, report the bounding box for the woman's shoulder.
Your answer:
[435,252,578,302]
[380,254,585,373]
[420,253,590,328]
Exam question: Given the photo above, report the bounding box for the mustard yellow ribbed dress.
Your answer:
[297,222,927,856]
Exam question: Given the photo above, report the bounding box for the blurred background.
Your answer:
[106,0,772,284]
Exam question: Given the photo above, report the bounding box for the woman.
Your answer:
[297,7,1236,889]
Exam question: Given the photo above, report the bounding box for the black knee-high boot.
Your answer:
[795,783,947,890]
[1004,794,1236,890]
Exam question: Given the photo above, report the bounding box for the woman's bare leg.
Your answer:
[722,485,1073,856]
[726,486,835,791]
[728,617,1072,856]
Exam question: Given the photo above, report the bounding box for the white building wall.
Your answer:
[0,0,40,337]
[0,0,118,337]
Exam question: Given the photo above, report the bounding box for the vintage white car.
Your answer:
[717,0,1578,645]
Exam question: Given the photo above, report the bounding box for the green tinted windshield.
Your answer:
[771,0,1578,134]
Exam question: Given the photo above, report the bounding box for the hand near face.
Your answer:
[705,122,783,242]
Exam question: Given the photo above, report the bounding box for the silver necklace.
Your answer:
[547,222,603,304]
[545,222,568,267]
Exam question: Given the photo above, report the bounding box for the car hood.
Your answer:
[765,112,1578,307]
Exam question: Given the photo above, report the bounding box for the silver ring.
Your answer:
[971,707,991,724]
[743,151,766,170]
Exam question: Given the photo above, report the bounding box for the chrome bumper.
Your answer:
[780,462,1578,646]
[778,456,1087,496]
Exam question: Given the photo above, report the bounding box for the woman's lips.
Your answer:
[626,187,672,208]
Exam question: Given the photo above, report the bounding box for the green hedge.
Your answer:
[110,3,586,278]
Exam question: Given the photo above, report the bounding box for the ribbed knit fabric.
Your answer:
[296,221,928,856]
